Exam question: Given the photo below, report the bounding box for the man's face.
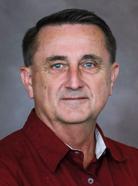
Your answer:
[21,24,119,125]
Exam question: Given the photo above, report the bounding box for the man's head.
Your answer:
[21,9,119,125]
[22,8,116,67]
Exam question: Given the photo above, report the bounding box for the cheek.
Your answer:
[100,81,111,101]
[41,78,59,102]
[90,74,111,99]
[33,70,64,101]
[32,73,48,100]
[46,73,66,94]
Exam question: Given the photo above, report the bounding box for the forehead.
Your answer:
[37,24,106,45]
[34,24,109,62]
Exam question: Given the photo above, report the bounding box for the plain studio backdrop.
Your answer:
[0,0,138,147]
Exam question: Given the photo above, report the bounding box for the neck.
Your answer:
[53,123,96,168]
[64,124,96,168]
[36,109,96,168]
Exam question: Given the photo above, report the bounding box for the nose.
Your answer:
[65,66,84,90]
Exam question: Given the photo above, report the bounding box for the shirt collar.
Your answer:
[96,125,127,162]
[23,109,70,172]
[66,127,106,160]
[23,109,126,173]
[95,127,106,159]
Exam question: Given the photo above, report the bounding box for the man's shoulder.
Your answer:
[106,137,138,150]
[106,137,138,160]
[0,128,26,160]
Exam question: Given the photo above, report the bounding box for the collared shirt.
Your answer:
[0,109,138,186]
[67,128,106,160]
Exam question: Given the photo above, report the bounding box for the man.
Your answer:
[0,8,138,186]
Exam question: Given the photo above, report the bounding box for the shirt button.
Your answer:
[88,177,94,184]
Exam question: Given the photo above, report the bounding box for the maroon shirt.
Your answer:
[0,109,138,186]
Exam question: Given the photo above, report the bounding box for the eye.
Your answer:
[51,63,64,69]
[83,62,94,68]
[81,61,96,69]
[80,60,100,74]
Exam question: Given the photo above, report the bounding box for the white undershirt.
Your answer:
[66,127,106,159]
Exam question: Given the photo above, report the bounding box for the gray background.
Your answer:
[0,0,138,147]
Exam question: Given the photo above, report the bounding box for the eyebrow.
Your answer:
[44,54,103,65]
[46,55,68,62]
[81,54,103,64]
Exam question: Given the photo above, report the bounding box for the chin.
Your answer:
[56,112,92,125]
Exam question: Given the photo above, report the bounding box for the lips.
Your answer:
[60,97,89,108]
[61,96,89,103]
[62,97,88,100]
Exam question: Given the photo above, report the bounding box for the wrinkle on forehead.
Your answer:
[37,24,106,47]
[33,24,110,66]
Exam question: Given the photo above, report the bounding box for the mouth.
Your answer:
[61,97,89,104]
[62,97,88,100]
[60,97,89,109]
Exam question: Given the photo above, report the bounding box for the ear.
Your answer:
[20,67,34,98]
[109,62,119,96]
